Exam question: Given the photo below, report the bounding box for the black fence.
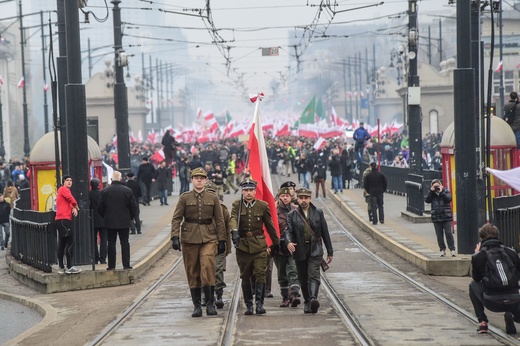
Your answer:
[406,174,424,215]
[493,194,520,252]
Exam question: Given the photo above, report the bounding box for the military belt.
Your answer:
[239,230,264,237]
[184,218,213,225]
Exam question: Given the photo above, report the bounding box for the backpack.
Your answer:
[482,245,519,291]
[505,101,518,124]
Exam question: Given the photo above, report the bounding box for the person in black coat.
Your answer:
[161,130,179,168]
[98,171,138,270]
[126,172,142,234]
[311,159,327,199]
[469,223,520,334]
[363,162,387,225]
[286,188,333,314]
[89,178,107,263]
[155,160,172,206]
[340,149,354,189]
[328,150,343,194]
[0,194,10,250]
[425,179,455,257]
[137,157,155,206]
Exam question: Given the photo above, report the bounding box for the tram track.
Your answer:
[315,196,520,346]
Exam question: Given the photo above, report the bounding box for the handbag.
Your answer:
[294,210,330,272]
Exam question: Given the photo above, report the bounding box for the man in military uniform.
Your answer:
[171,168,226,318]
[275,187,301,308]
[204,180,232,309]
[230,179,280,315]
[286,188,333,314]
[280,181,297,205]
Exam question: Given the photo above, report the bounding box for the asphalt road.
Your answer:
[0,298,41,344]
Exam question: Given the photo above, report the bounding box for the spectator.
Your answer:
[312,159,327,199]
[425,179,455,257]
[155,160,171,206]
[469,223,520,334]
[503,91,520,148]
[3,180,18,208]
[137,157,155,206]
[98,171,138,270]
[328,149,343,194]
[353,122,371,167]
[363,162,387,225]
[55,175,81,274]
[0,195,10,250]
[125,172,142,234]
[89,178,107,264]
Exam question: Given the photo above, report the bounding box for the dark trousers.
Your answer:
[295,255,321,302]
[433,221,455,251]
[56,219,74,269]
[369,193,384,224]
[141,181,152,203]
[131,205,141,232]
[180,179,190,194]
[94,227,107,263]
[469,281,520,323]
[315,178,326,198]
[107,228,130,269]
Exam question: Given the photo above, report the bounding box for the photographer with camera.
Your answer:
[425,179,456,257]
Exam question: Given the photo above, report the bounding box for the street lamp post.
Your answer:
[0,85,4,158]
[18,0,29,157]
[112,0,130,174]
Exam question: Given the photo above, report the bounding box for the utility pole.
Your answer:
[88,37,93,79]
[439,19,444,63]
[454,0,478,253]
[407,0,422,174]
[18,0,30,157]
[0,83,4,158]
[56,0,69,175]
[348,56,353,123]
[342,59,347,121]
[156,58,161,129]
[149,55,154,125]
[112,0,130,174]
[498,0,504,112]
[428,26,432,65]
[40,11,49,133]
[354,54,359,121]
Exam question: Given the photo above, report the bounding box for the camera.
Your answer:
[434,186,441,192]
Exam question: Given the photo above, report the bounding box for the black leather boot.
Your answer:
[215,288,224,309]
[309,282,320,313]
[303,301,311,313]
[190,288,202,317]
[290,285,301,307]
[242,284,254,315]
[204,286,217,316]
[255,282,266,314]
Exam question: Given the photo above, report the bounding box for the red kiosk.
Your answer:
[28,132,103,211]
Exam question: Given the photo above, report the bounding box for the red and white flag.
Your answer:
[203,111,219,132]
[43,83,49,92]
[331,106,348,127]
[495,60,504,73]
[196,107,202,119]
[486,167,520,193]
[247,94,280,246]
[137,129,143,143]
[17,77,24,89]
[313,137,327,151]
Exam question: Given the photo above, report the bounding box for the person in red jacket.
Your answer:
[55,175,80,274]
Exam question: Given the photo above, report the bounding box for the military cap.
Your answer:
[296,188,312,197]
[280,181,296,189]
[278,187,291,196]
[190,167,208,178]
[205,180,217,193]
[240,179,258,190]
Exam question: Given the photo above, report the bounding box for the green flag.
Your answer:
[300,95,316,125]
[226,111,232,125]
[316,98,325,120]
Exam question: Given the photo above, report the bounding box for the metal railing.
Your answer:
[493,194,520,252]
[406,174,424,215]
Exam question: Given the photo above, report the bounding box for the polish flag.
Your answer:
[203,111,219,132]
[247,94,280,246]
[147,130,156,144]
[331,106,348,127]
[313,137,327,151]
[275,124,290,137]
[495,60,503,73]
[17,77,24,89]
[196,107,202,119]
[137,129,143,143]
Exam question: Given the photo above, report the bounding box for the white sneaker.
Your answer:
[440,250,446,257]
[451,250,456,257]
[65,266,82,274]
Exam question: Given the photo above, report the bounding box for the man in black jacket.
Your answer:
[126,172,142,234]
[425,179,455,257]
[363,162,387,225]
[155,160,171,206]
[89,178,107,263]
[137,157,155,206]
[503,91,520,149]
[469,223,520,334]
[286,188,333,314]
[98,171,138,270]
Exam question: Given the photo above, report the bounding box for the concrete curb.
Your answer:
[133,237,172,278]
[0,290,57,346]
[329,192,471,276]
